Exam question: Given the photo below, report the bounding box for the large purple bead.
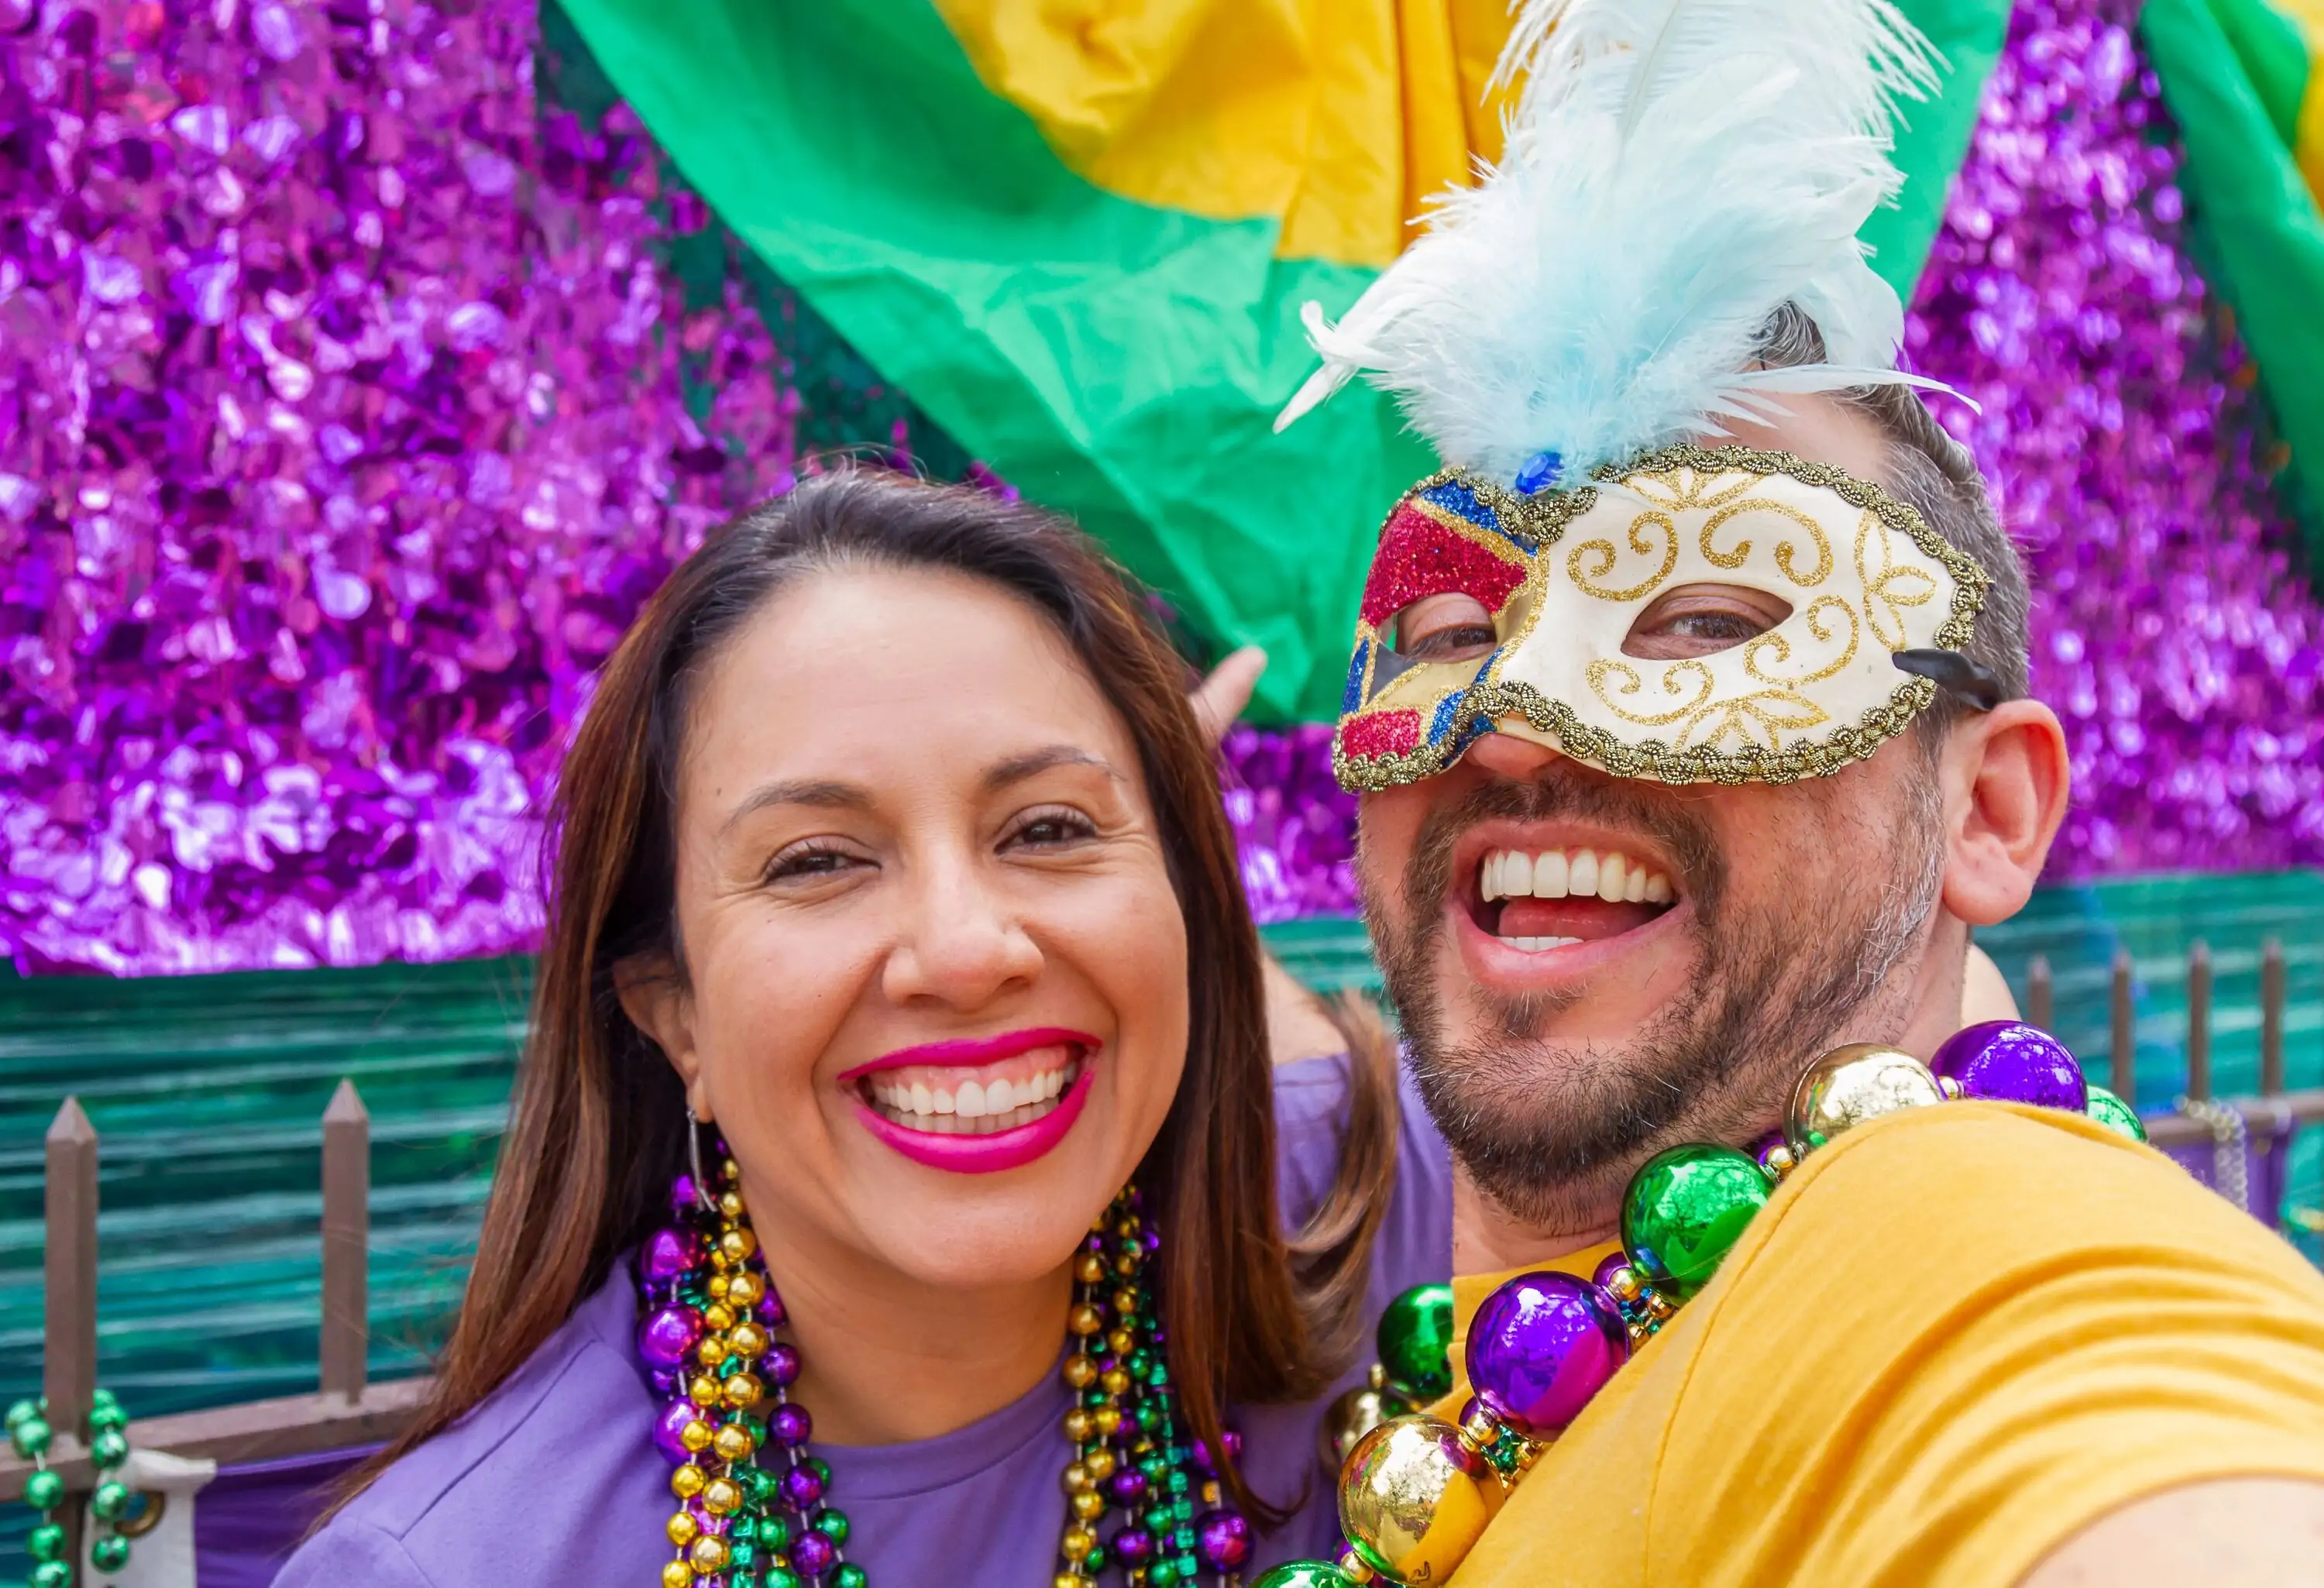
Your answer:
[1191,1429,1242,1476]
[1195,1509,1252,1570]
[771,1402,813,1447]
[1111,1526,1154,1566]
[1464,1270,1630,1439]
[668,1176,700,1218]
[780,1459,826,1507]
[764,1342,802,1387]
[1930,1020,2089,1112]
[1107,1468,1149,1507]
[638,1305,701,1370]
[789,1531,836,1576]
[651,1401,697,1465]
[641,1226,701,1286]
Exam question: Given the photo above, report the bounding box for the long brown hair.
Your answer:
[351,469,1399,1521]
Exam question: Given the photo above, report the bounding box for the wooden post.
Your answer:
[2110,950,2136,1101]
[2262,937,2287,1098]
[2027,955,2054,1033]
[45,1099,98,1443]
[2187,940,2212,1102]
[321,1081,370,1404]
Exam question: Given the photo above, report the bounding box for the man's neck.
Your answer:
[1450,933,1973,1277]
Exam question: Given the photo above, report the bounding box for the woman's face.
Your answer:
[626,564,1191,1294]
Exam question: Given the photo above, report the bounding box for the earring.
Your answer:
[685,1105,716,1212]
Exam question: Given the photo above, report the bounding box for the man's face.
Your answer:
[1356,399,1954,1227]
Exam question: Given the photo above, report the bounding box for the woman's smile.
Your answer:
[844,1029,1095,1136]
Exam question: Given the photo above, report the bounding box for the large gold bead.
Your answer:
[1062,1353,1098,1390]
[688,1374,721,1408]
[671,1463,706,1499]
[722,1372,763,1408]
[701,1476,743,1516]
[1112,1287,1139,1316]
[662,1560,695,1588]
[1062,1408,1095,1443]
[1784,1043,1944,1155]
[679,1418,715,1453]
[1062,1523,1098,1562]
[1068,1304,1105,1337]
[666,1510,700,1547]
[1074,1253,1106,1284]
[703,1302,735,1332]
[711,1423,755,1463]
[717,1227,757,1264]
[1070,1489,1106,1521]
[1337,1414,1505,1586]
[1099,1367,1131,1396]
[726,1270,763,1307]
[1106,1328,1136,1358]
[1092,1406,1122,1436]
[695,1335,727,1368]
[1084,1449,1116,1481]
[729,1321,768,1359]
[718,1190,745,1219]
[1062,1461,1092,1495]
[1316,1380,1418,1471]
[688,1535,731,1573]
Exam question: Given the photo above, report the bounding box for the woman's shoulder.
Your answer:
[1271,1048,1452,1295]
[273,1267,667,1588]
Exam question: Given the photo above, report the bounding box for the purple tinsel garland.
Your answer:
[0,0,2315,969]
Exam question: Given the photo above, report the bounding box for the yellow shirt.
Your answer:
[1434,1102,2324,1587]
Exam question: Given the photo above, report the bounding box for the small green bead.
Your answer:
[91,1535,131,1573]
[1375,1281,1456,1400]
[91,1479,131,1521]
[1165,1469,1190,1496]
[1081,1542,1108,1574]
[28,1523,67,1562]
[832,1566,866,1588]
[88,1402,127,1435]
[25,1468,64,1511]
[91,1428,129,1469]
[727,1541,758,1570]
[763,1570,801,1588]
[2084,1084,2147,1143]
[1621,1142,1772,1300]
[90,1389,119,1414]
[5,1398,39,1431]
[758,1511,793,1550]
[11,1417,53,1459]
[31,1560,72,1588]
[1149,1561,1182,1588]
[1144,1504,1172,1533]
[1139,1455,1167,1481]
[813,1510,850,1545]
[803,1456,832,1486]
[744,1466,779,1504]
[1250,1566,1354,1588]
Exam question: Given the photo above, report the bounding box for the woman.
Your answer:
[279,470,1451,1586]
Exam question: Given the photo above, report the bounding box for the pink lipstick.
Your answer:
[840,1028,1099,1175]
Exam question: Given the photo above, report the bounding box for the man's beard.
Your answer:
[1365,761,1946,1232]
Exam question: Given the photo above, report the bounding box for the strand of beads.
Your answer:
[1054,1186,1253,1588]
[637,1147,861,1588]
[10,1389,139,1586]
[1257,1023,2140,1588]
[1315,1284,1452,1473]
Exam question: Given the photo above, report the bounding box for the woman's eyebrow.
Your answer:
[719,779,874,836]
[982,745,1121,792]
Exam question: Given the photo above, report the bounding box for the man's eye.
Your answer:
[1388,593,1497,662]
[1622,585,1792,660]
[1664,612,1764,643]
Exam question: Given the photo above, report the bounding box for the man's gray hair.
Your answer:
[1755,303,2031,735]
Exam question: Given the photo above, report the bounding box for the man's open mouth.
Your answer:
[1469,845,1679,950]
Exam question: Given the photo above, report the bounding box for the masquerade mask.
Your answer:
[1334,444,1991,791]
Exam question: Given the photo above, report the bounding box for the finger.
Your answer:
[1191,645,1267,746]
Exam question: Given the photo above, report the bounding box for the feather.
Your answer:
[1276,0,1951,485]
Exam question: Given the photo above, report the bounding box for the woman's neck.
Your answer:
[748,1203,1075,1447]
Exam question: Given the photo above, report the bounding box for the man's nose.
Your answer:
[1463,727,1566,780]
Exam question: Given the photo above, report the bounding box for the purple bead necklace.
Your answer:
[635,1133,1253,1587]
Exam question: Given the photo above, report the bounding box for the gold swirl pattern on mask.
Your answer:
[1583,657,1715,726]
[1739,593,1859,687]
[1566,509,1679,602]
[1586,657,1831,751]
[1697,497,1834,587]
[1855,508,1938,651]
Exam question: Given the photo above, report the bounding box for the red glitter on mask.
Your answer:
[1357,503,1529,631]
[1338,710,1424,761]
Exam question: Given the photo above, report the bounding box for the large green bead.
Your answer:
[91,1427,129,1469]
[2084,1084,2147,1143]
[833,1566,867,1588]
[1375,1282,1456,1400]
[88,1400,128,1435]
[762,1569,801,1588]
[27,1522,66,1562]
[25,1467,64,1511]
[1251,1565,1354,1588]
[32,1560,72,1588]
[1621,1143,1771,1300]
[91,1479,131,1521]
[813,1510,850,1545]
[10,1415,53,1459]
[5,1397,40,1431]
[91,1535,132,1573]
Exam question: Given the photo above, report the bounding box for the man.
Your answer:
[1257,0,2324,1581]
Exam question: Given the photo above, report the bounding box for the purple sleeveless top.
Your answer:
[274,1055,1452,1586]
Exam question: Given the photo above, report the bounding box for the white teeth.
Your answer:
[933,1087,956,1115]
[865,1057,1080,1134]
[1533,851,1568,899]
[910,1081,933,1114]
[1496,935,1583,952]
[1597,851,1626,903]
[1568,850,1599,895]
[1479,847,1675,910]
[956,1080,988,1119]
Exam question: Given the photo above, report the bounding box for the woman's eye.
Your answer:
[1005,809,1097,850]
[1388,593,1497,662]
[765,846,868,883]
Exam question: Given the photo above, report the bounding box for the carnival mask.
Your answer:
[1333,444,1992,791]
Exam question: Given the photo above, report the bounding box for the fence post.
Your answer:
[2110,950,2136,1101]
[2027,955,2054,1032]
[2186,940,2212,1102]
[45,1098,97,1566]
[2261,937,2287,1098]
[321,1081,370,1405]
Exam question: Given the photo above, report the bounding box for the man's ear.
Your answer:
[614,952,713,1122]
[1939,698,2070,929]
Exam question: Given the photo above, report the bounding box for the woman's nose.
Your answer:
[879,859,1042,1009]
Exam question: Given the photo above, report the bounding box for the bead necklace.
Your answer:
[634,1135,1253,1588]
[1258,1023,2144,1588]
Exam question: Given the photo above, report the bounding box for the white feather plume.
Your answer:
[1276,0,1949,486]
